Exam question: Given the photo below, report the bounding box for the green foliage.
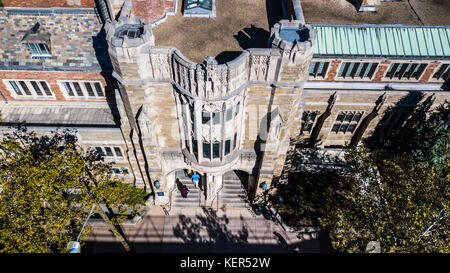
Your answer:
[411,101,449,175]
[0,128,146,253]
[276,172,340,225]
[319,147,449,253]
[277,102,449,253]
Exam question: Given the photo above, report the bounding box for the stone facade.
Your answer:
[0,0,449,210]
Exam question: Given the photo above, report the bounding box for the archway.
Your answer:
[219,170,252,209]
[166,168,205,208]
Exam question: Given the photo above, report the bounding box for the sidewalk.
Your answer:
[84,205,321,253]
[161,207,320,253]
[84,205,166,253]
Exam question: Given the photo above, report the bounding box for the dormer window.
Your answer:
[183,0,215,18]
[26,43,51,58]
[21,22,52,59]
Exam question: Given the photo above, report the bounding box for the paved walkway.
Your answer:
[84,206,321,253]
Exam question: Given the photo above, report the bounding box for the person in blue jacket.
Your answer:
[191,172,200,188]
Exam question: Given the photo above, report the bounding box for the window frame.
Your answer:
[5,79,54,99]
[26,42,51,59]
[330,111,364,135]
[431,63,450,82]
[92,146,124,158]
[384,62,428,81]
[309,61,330,79]
[336,61,379,80]
[59,80,105,99]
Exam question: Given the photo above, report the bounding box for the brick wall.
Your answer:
[1,0,97,8]
[0,70,112,102]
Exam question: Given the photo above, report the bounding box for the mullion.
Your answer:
[19,81,32,95]
[350,62,360,78]
[358,63,368,78]
[386,63,399,78]
[339,62,350,77]
[10,81,23,95]
[434,64,448,79]
[40,81,52,96]
[404,63,417,79]
[94,82,104,96]
[64,82,75,96]
[84,82,95,97]
[30,81,43,96]
[413,64,427,79]
[395,63,408,79]
[73,82,84,96]
[312,62,319,77]
[319,62,329,77]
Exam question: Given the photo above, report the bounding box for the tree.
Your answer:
[319,144,449,253]
[0,127,147,253]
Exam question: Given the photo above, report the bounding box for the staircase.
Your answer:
[218,172,251,209]
[171,177,202,208]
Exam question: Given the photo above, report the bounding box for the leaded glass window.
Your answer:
[331,111,363,134]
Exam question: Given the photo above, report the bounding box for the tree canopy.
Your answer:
[0,128,147,253]
[275,101,449,253]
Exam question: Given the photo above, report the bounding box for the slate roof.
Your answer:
[312,25,450,59]
[0,8,112,71]
[0,105,118,126]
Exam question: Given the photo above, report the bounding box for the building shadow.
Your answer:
[346,0,361,11]
[234,24,270,50]
[266,0,284,28]
[215,51,242,64]
[364,91,427,151]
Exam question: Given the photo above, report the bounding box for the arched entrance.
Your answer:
[218,170,252,209]
[167,169,205,208]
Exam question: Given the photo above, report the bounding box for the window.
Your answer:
[8,80,53,97]
[301,111,318,133]
[235,102,240,117]
[226,106,233,121]
[385,63,427,80]
[192,137,198,157]
[338,62,378,79]
[26,43,51,58]
[93,146,124,158]
[225,139,231,155]
[433,64,450,81]
[213,141,220,158]
[202,110,210,124]
[109,167,130,178]
[377,111,408,135]
[331,112,363,134]
[212,111,221,125]
[203,141,211,159]
[61,81,105,98]
[309,61,329,78]
[185,0,213,10]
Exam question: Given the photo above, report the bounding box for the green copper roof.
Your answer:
[312,25,450,59]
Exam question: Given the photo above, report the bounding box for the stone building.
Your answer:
[0,0,449,211]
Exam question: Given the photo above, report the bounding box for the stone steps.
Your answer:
[218,179,250,209]
[171,180,202,208]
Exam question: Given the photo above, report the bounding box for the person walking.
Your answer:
[191,172,200,188]
[181,185,189,198]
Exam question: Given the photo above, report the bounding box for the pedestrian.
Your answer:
[191,172,200,188]
[181,185,189,198]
